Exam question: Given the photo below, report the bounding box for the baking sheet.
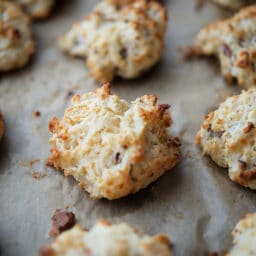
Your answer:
[0,1,256,255]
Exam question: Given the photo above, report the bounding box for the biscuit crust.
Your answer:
[13,0,54,19]
[0,1,35,71]
[0,113,4,141]
[40,220,173,256]
[48,84,180,200]
[194,5,256,89]
[60,0,167,82]
[227,213,256,256]
[196,89,256,189]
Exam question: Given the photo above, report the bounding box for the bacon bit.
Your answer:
[236,51,250,68]
[33,111,41,117]
[240,169,256,180]
[238,160,247,170]
[31,171,47,179]
[49,209,76,238]
[158,104,170,118]
[222,43,232,57]
[119,47,127,60]
[115,152,121,163]
[243,122,255,133]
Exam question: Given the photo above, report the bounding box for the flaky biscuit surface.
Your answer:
[226,213,256,256]
[60,0,167,82]
[40,220,172,256]
[0,1,35,71]
[48,84,180,200]
[196,89,256,189]
[195,5,256,88]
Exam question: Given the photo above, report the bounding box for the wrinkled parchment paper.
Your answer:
[0,1,256,255]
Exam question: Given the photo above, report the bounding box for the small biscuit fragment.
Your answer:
[196,89,256,189]
[0,1,35,71]
[40,220,173,256]
[211,0,253,10]
[227,213,256,256]
[48,84,180,200]
[193,5,256,89]
[60,0,167,82]
[12,0,54,19]
[0,113,4,140]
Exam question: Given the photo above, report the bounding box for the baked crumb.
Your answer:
[33,111,41,117]
[31,171,47,179]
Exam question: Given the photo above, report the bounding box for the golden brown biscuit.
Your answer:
[196,89,256,189]
[0,1,35,71]
[193,5,256,88]
[48,84,180,200]
[60,0,167,82]
[226,213,256,256]
[40,220,173,256]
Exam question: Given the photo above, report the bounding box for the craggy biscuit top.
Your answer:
[227,213,256,256]
[48,84,180,200]
[60,0,167,82]
[0,1,35,71]
[12,0,54,19]
[0,113,4,140]
[196,89,256,189]
[40,220,172,256]
[211,0,254,10]
[194,5,256,88]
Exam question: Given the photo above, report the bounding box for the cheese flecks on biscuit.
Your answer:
[60,0,167,82]
[48,84,180,200]
[194,5,256,89]
[227,213,256,256]
[0,1,35,71]
[196,89,256,189]
[40,220,173,256]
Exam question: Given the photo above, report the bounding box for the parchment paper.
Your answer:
[0,1,256,255]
